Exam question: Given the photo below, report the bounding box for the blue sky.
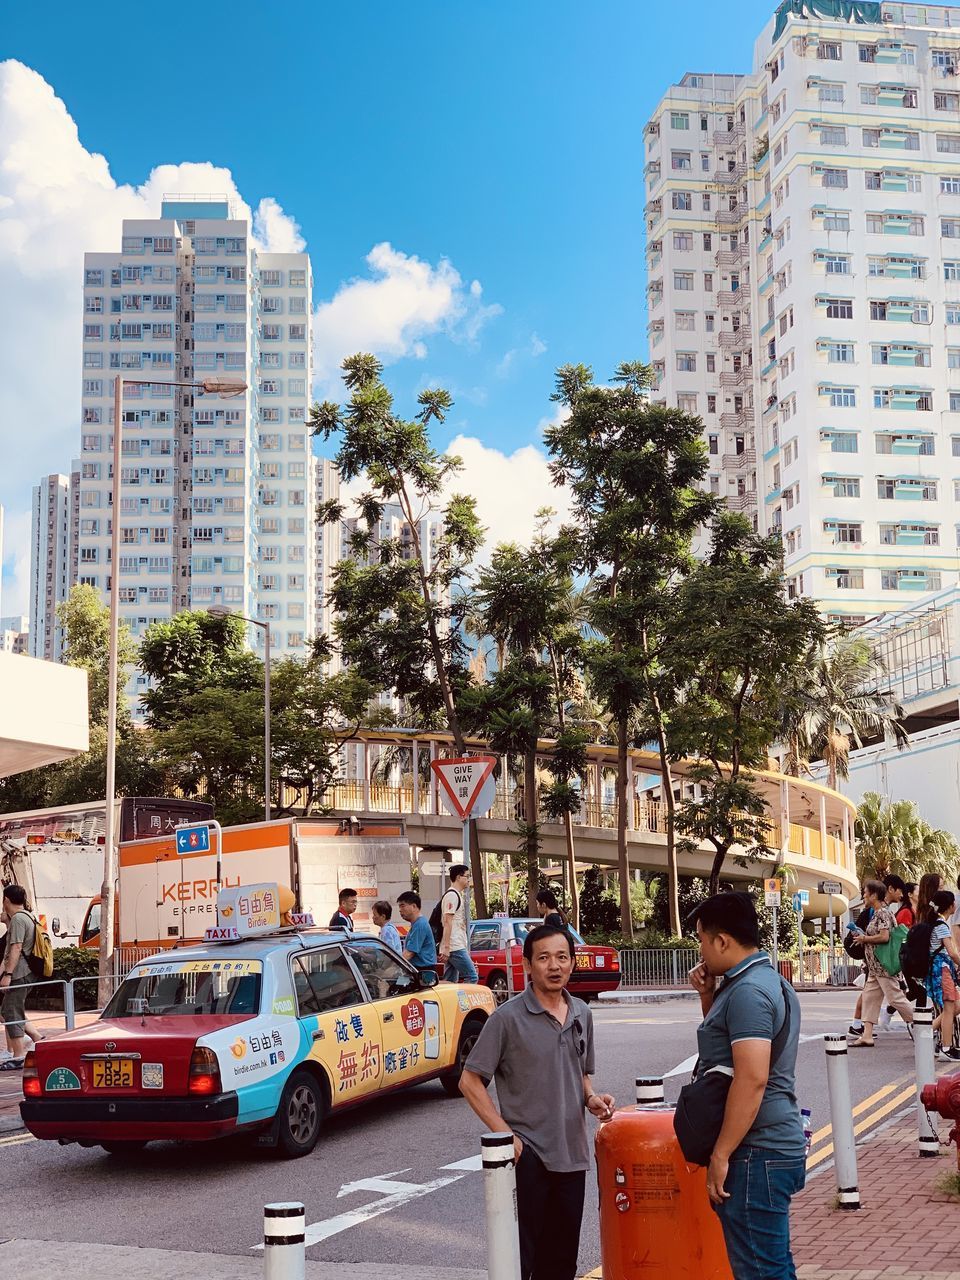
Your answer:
[0,0,777,608]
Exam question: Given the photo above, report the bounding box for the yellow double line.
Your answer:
[805,1071,916,1171]
[0,1131,34,1148]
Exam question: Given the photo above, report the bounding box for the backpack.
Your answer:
[24,914,54,980]
[900,921,937,982]
[428,890,461,945]
[843,906,872,961]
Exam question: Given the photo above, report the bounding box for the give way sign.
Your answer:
[430,756,497,820]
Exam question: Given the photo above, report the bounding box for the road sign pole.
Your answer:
[797,905,805,984]
[212,820,224,923]
[771,905,779,972]
[828,897,836,984]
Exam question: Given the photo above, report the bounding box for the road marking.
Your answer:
[663,1053,698,1078]
[253,1169,470,1250]
[596,1017,698,1025]
[0,1132,34,1147]
[807,1073,912,1149]
[441,1154,483,1171]
[806,1081,917,1171]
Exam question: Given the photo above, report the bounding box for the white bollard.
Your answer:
[823,1035,860,1210]
[264,1202,305,1280]
[481,1131,522,1280]
[913,1003,939,1157]
[635,1076,665,1106]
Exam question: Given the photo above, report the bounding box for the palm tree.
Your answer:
[855,790,960,882]
[781,630,908,790]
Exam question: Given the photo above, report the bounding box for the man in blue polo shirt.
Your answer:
[688,891,804,1280]
[397,891,437,972]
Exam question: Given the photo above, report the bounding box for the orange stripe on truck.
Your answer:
[119,820,294,867]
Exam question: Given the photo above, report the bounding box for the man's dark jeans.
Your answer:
[714,1144,806,1280]
[515,1146,585,1280]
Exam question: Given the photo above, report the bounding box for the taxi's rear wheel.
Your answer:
[277,1070,325,1158]
[441,1017,485,1097]
[488,972,509,1004]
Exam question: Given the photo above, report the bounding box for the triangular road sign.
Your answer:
[431,755,497,820]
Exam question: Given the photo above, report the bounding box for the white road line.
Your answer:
[441,1154,483,1171]
[663,1053,698,1078]
[252,1171,468,1250]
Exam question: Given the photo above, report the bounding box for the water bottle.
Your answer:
[801,1107,813,1157]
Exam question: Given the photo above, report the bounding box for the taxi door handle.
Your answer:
[383,1012,395,1023]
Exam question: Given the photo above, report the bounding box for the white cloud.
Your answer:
[496,331,548,379]
[312,244,502,391]
[0,59,499,611]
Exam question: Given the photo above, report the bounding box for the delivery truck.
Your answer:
[0,797,213,946]
[78,814,411,955]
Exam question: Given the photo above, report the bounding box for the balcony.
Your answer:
[718,288,747,308]
[721,409,755,431]
[716,205,746,225]
[714,162,746,184]
[727,491,758,513]
[719,368,751,389]
[714,122,745,147]
[716,247,746,268]
[722,447,757,471]
[719,325,752,349]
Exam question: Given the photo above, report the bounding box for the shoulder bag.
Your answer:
[673,968,792,1167]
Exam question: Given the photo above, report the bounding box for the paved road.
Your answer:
[0,992,920,1275]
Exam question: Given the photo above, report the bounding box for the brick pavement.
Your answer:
[793,1104,960,1280]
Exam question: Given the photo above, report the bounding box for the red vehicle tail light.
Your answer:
[188,1046,221,1096]
[22,1051,41,1098]
[611,953,620,970]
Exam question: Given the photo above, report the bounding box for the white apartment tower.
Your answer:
[29,473,75,661]
[645,1,960,622]
[78,197,315,690]
[314,457,341,647]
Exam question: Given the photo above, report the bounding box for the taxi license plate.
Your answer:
[574,954,592,970]
[91,1059,134,1089]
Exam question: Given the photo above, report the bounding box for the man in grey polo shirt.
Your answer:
[688,891,804,1280]
[459,923,615,1280]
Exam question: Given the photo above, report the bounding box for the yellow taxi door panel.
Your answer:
[345,941,442,1085]
[292,947,384,1105]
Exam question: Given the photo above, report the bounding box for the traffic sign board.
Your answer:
[175,823,210,855]
[764,877,782,907]
[431,756,497,820]
[792,889,810,912]
[818,880,843,895]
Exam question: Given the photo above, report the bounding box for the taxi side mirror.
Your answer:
[419,968,439,989]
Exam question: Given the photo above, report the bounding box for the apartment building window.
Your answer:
[819,40,841,60]
[289,269,306,288]
[943,219,960,240]
[827,476,861,497]
[819,83,844,103]
[950,350,960,370]
[951,392,960,412]
[820,126,846,146]
[946,262,960,282]
[672,191,692,210]
[822,168,848,188]
[827,521,862,544]
[703,271,714,290]
[877,478,937,500]
[876,433,934,454]
[827,568,864,590]
[822,385,856,407]
[675,312,695,331]
[821,298,852,320]
[670,112,689,130]
[873,343,930,367]
[671,151,691,171]
[676,352,697,372]
[938,134,960,154]
[821,211,849,232]
[706,353,716,374]
[874,388,932,410]
[261,270,282,287]
[822,253,850,275]
[674,272,694,290]
[707,394,717,413]
[677,394,698,412]
[936,92,960,112]
[825,342,854,362]
[949,307,960,324]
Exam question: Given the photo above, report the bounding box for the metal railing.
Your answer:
[616,947,861,990]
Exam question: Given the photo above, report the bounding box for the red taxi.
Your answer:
[468,918,621,1000]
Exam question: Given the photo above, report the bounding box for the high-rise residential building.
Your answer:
[0,616,29,655]
[77,196,315,694]
[644,2,960,623]
[29,473,75,661]
[314,457,341,651]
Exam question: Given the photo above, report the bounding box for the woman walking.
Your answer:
[926,889,960,1062]
[848,880,915,1048]
[535,889,567,930]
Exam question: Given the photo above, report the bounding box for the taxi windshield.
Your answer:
[103,958,263,1018]
[512,921,585,946]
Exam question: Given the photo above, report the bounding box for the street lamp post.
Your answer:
[99,375,246,1005]
[208,607,272,822]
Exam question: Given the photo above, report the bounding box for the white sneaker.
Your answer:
[0,1050,12,1063]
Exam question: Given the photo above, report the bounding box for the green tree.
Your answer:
[546,360,716,938]
[668,513,825,894]
[780,631,908,790]
[310,354,488,913]
[855,791,960,883]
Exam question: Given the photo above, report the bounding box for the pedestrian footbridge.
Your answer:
[312,731,858,916]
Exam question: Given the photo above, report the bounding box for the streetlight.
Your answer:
[99,374,246,1004]
[207,606,271,823]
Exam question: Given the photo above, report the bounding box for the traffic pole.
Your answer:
[913,1002,939,1157]
[823,1035,860,1210]
[635,1076,664,1106]
[771,904,779,971]
[263,1203,305,1280]
[481,1131,522,1280]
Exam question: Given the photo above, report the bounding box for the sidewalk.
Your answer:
[794,1105,960,1280]
[0,1009,98,1133]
